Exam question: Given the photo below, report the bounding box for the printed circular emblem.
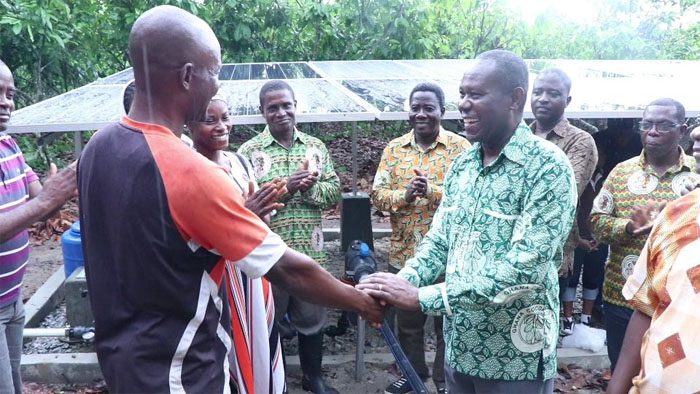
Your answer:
[593,189,614,215]
[672,172,700,196]
[621,255,638,279]
[510,305,556,353]
[250,151,271,179]
[305,147,324,175]
[311,227,324,252]
[627,171,658,195]
[493,284,541,305]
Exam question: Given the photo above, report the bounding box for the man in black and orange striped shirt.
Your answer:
[78,6,382,392]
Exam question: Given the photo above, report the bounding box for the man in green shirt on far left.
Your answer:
[238,80,341,394]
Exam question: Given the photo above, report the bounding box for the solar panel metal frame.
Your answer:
[7,59,699,134]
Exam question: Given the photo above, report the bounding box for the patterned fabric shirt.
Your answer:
[530,118,598,276]
[1,133,39,307]
[371,128,470,269]
[623,189,700,393]
[220,151,285,394]
[398,123,577,380]
[590,149,698,309]
[238,127,340,266]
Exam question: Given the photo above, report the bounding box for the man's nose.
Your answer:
[459,97,471,114]
[0,94,10,109]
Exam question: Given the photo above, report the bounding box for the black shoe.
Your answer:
[436,387,447,394]
[301,376,339,394]
[298,333,338,394]
[385,377,412,394]
[560,318,574,336]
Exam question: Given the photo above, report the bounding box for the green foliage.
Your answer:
[1,0,698,165]
[14,132,74,171]
[2,0,698,107]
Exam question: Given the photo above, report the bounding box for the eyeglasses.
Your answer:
[638,121,681,133]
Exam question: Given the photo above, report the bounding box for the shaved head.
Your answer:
[127,5,222,131]
[129,5,220,76]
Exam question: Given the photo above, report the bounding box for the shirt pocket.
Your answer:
[479,205,521,244]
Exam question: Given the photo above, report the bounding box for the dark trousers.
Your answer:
[389,265,445,386]
[445,363,554,394]
[561,245,608,303]
[569,245,607,291]
[604,301,633,371]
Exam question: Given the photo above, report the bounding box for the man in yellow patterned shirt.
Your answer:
[372,82,469,394]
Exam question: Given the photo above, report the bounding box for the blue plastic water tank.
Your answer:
[61,221,84,278]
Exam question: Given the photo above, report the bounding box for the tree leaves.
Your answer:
[0,0,697,110]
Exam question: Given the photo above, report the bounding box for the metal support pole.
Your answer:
[351,121,358,196]
[354,317,365,381]
[73,131,83,157]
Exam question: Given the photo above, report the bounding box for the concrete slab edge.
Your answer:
[23,348,608,383]
[24,267,65,328]
[323,227,391,241]
[22,353,102,384]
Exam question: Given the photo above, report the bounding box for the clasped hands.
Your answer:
[404,168,429,203]
[354,272,422,326]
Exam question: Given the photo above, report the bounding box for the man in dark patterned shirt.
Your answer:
[529,68,598,335]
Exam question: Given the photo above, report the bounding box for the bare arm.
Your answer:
[0,162,76,243]
[607,310,651,394]
[265,248,383,323]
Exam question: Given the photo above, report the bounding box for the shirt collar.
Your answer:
[638,146,693,174]
[529,117,570,139]
[400,127,449,151]
[466,121,530,168]
[499,122,531,166]
[260,125,306,148]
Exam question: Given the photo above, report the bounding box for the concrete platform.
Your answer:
[22,353,102,384]
[23,347,609,383]
[24,267,64,328]
[323,227,391,241]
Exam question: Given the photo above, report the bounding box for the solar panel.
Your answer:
[7,59,699,134]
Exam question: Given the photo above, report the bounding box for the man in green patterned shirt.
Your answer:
[359,50,577,393]
[238,80,341,394]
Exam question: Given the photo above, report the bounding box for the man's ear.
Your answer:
[680,123,689,136]
[181,63,194,90]
[566,95,572,108]
[510,87,526,111]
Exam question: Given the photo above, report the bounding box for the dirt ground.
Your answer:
[20,194,607,393]
[21,235,607,393]
[21,238,63,304]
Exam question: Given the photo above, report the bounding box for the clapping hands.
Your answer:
[286,159,319,195]
[244,177,286,218]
